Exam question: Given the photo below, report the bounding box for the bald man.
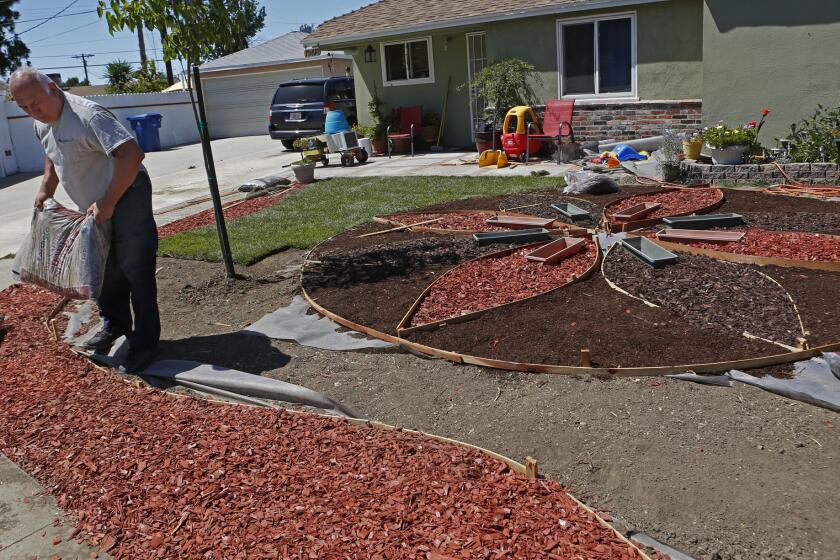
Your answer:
[11,68,160,373]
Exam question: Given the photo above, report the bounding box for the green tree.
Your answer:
[0,0,29,77]
[103,59,134,92]
[62,76,90,88]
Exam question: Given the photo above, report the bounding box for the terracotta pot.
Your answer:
[682,139,703,160]
[474,131,501,154]
[422,125,438,144]
[371,136,387,155]
[391,136,411,154]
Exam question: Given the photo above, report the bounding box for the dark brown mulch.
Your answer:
[758,265,840,346]
[603,247,801,346]
[0,285,644,560]
[717,189,839,235]
[305,235,517,290]
[740,211,840,236]
[499,193,602,227]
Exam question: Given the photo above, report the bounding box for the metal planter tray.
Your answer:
[621,236,679,268]
[656,229,745,243]
[551,203,591,221]
[525,237,586,265]
[613,202,662,221]
[662,213,745,229]
[473,228,552,246]
[484,215,556,229]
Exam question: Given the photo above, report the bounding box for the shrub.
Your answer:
[783,104,840,163]
[462,58,541,130]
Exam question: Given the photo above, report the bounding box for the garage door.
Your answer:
[201,66,324,139]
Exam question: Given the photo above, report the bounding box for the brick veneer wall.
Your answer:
[534,100,702,142]
[681,162,840,185]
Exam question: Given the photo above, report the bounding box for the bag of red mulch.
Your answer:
[11,199,111,300]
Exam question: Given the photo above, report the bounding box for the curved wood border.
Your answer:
[396,237,600,335]
[654,237,840,272]
[603,188,725,233]
[374,210,587,237]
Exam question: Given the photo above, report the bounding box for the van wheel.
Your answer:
[281,140,296,151]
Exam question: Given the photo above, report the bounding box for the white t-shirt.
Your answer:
[34,92,144,211]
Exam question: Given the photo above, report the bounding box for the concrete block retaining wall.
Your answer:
[535,100,702,143]
[682,162,840,185]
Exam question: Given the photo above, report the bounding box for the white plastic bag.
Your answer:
[564,170,620,195]
[11,199,111,300]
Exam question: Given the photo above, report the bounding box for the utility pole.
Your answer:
[71,54,94,84]
[137,25,147,68]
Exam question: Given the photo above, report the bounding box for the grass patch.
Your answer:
[159,175,563,264]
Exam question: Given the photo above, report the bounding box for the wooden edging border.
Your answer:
[654,238,840,273]
[603,187,725,233]
[374,210,587,237]
[396,237,601,335]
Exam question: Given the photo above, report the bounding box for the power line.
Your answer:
[29,19,102,45]
[1,9,99,25]
[29,49,142,60]
[36,59,164,70]
[17,0,81,35]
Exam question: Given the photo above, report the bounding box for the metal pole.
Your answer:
[191,65,236,278]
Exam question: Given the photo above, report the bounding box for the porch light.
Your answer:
[364,45,376,63]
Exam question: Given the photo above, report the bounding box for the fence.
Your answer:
[1,91,200,176]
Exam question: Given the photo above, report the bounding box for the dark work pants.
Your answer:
[97,172,161,353]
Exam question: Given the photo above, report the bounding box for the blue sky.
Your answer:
[15,0,363,83]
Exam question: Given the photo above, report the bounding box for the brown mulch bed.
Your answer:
[605,188,723,221]
[0,284,642,559]
[382,211,508,232]
[662,229,840,262]
[410,242,597,327]
[157,187,300,239]
[603,247,801,347]
[759,265,840,345]
[718,188,840,235]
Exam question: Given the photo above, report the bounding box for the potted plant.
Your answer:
[291,158,315,184]
[367,86,389,155]
[702,124,754,165]
[462,58,540,153]
[659,131,683,182]
[421,112,439,144]
[682,130,703,160]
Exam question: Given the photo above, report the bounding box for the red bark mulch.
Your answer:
[157,187,300,240]
[606,188,723,220]
[384,212,509,232]
[411,241,597,327]
[662,228,840,263]
[0,284,641,559]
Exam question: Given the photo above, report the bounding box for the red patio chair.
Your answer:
[526,99,575,160]
[387,105,423,158]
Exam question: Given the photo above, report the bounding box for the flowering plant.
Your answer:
[703,109,771,149]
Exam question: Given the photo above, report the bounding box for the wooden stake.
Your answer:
[580,348,592,368]
[356,218,442,238]
[525,456,539,479]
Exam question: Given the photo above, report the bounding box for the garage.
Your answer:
[199,31,350,139]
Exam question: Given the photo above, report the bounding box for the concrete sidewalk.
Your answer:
[0,453,108,559]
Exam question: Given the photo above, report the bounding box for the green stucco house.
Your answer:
[303,0,840,148]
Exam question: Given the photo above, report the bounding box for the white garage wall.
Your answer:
[5,91,200,174]
[201,65,325,139]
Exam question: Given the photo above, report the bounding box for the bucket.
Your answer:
[292,162,316,184]
[358,137,373,158]
[683,139,703,160]
[324,110,351,134]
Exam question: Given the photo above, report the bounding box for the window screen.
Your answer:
[383,39,432,83]
[562,22,595,95]
[562,16,633,97]
[598,18,632,93]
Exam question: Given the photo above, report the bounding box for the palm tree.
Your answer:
[103,59,134,92]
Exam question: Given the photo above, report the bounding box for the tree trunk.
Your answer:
[159,24,174,85]
[137,24,147,67]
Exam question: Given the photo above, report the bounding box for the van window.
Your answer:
[273,83,324,104]
[327,80,354,101]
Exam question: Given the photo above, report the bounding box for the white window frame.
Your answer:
[556,12,638,101]
[380,36,435,87]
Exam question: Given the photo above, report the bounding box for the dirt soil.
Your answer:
[145,250,840,560]
[718,189,840,235]
[603,247,803,348]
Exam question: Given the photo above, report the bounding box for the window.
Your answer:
[327,79,354,101]
[380,37,434,86]
[558,14,635,99]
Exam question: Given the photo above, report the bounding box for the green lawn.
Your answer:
[158,175,563,264]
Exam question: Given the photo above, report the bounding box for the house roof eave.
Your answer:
[303,0,669,47]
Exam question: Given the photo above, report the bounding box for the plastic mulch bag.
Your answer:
[564,170,620,195]
[11,199,111,300]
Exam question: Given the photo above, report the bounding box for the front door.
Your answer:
[466,32,487,140]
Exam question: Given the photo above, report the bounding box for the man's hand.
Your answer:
[34,189,50,209]
[87,199,115,225]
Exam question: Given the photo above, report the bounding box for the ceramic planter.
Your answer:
[292,161,316,184]
[682,139,703,160]
[706,144,747,165]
